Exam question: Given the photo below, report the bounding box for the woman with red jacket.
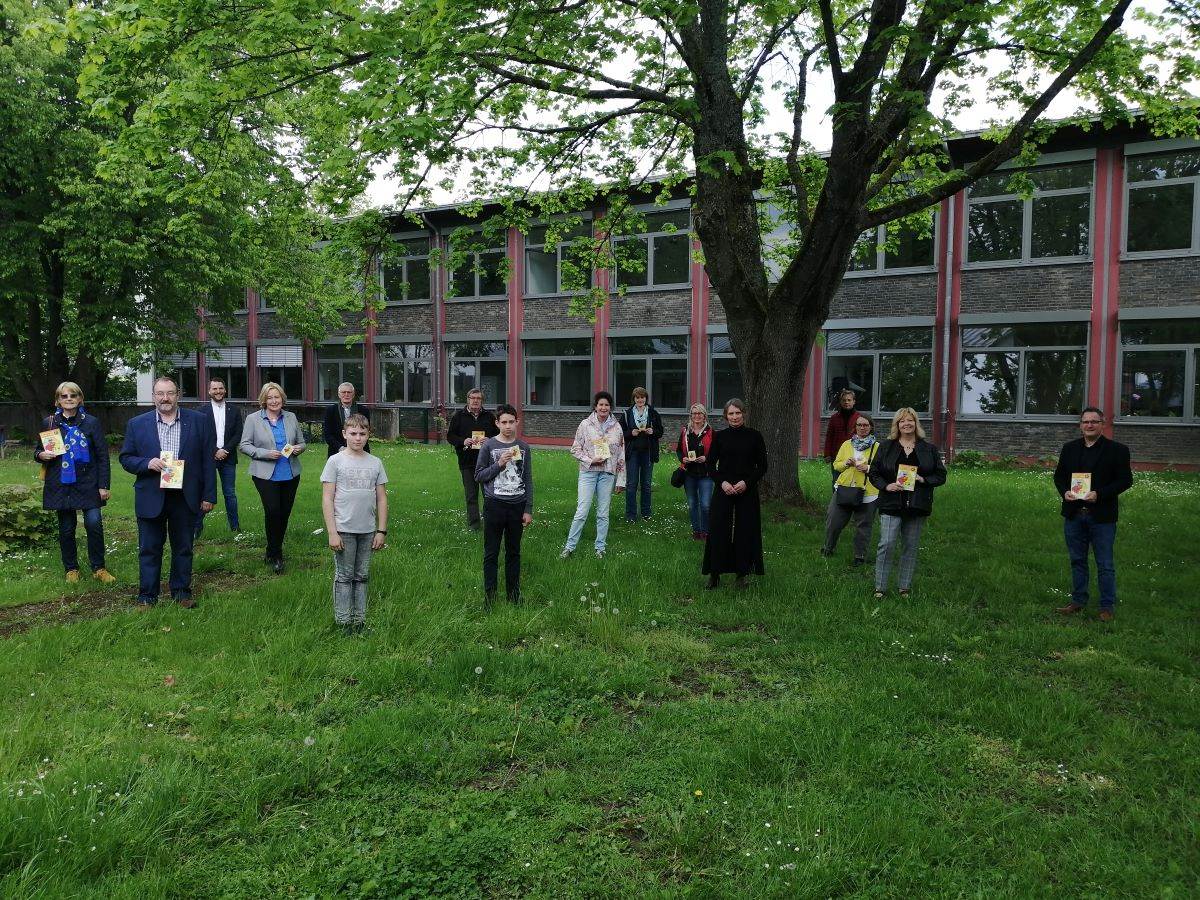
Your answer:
[676,403,714,540]
[823,389,865,478]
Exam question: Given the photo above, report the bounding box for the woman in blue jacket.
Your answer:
[35,382,115,584]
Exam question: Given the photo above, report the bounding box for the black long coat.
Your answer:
[37,412,110,511]
[702,425,768,576]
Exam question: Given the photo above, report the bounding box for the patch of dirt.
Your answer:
[466,759,527,792]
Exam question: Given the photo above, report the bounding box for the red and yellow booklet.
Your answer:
[896,464,918,491]
[39,430,66,457]
[1070,473,1091,498]
[159,452,185,489]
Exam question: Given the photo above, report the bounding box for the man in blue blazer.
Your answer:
[120,375,216,608]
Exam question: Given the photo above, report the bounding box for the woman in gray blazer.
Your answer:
[239,382,307,573]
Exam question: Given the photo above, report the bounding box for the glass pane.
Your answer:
[380,362,404,402]
[525,338,590,357]
[407,360,431,403]
[848,230,878,271]
[615,237,649,288]
[178,367,198,398]
[961,352,1019,414]
[884,224,934,269]
[1127,150,1200,182]
[525,246,558,295]
[1121,320,1200,345]
[1121,351,1186,417]
[969,172,1017,198]
[643,210,689,232]
[610,335,688,356]
[827,328,931,351]
[479,360,506,405]
[343,363,364,395]
[448,341,506,358]
[397,237,428,256]
[527,226,548,246]
[826,355,874,411]
[479,250,506,296]
[968,199,1023,262]
[282,367,303,401]
[318,362,341,401]
[613,359,646,406]
[1031,193,1090,257]
[451,362,477,404]
[961,324,1087,348]
[450,265,475,299]
[383,263,406,303]
[560,359,592,407]
[1029,163,1094,191]
[879,353,932,412]
[652,233,691,285]
[1024,350,1086,415]
[527,360,555,407]
[650,357,688,409]
[406,257,430,301]
[711,357,743,408]
[1127,184,1194,252]
[710,335,734,354]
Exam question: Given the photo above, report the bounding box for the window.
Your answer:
[709,335,744,407]
[448,232,506,299]
[525,222,594,296]
[316,347,365,401]
[379,343,433,404]
[610,335,688,409]
[966,163,1093,264]
[1119,319,1200,420]
[525,338,592,408]
[382,237,431,303]
[960,323,1087,417]
[447,341,506,405]
[847,221,936,274]
[258,366,303,400]
[614,209,691,289]
[824,328,933,414]
[1125,149,1200,254]
[160,355,198,398]
[204,347,248,398]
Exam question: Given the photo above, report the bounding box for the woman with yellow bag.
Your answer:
[820,415,878,566]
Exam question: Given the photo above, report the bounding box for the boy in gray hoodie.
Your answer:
[474,404,533,606]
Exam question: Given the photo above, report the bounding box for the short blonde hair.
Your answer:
[54,381,84,404]
[258,381,287,408]
[888,407,926,441]
[689,402,708,415]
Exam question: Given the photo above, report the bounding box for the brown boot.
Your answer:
[1056,602,1085,616]
[93,568,116,584]
[65,569,80,584]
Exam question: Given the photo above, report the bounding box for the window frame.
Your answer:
[445,229,508,302]
[204,365,249,400]
[257,365,304,401]
[844,217,940,278]
[708,334,743,409]
[378,342,434,406]
[612,201,693,292]
[446,340,508,405]
[1115,322,1200,423]
[1122,143,1200,259]
[822,327,935,416]
[381,232,433,305]
[524,338,593,411]
[315,347,366,403]
[957,323,1090,421]
[523,218,595,298]
[963,160,1095,269]
[608,334,690,412]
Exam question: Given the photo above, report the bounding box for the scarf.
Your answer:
[632,405,649,429]
[850,433,877,453]
[54,408,92,485]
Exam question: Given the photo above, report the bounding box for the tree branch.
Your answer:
[787,50,815,233]
[737,14,802,104]
[817,0,844,86]
[474,60,679,109]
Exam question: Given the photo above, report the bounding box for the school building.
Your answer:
[162,117,1200,466]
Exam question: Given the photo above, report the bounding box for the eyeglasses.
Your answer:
[58,392,79,399]
[1080,419,1103,425]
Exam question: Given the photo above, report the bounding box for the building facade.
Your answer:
[165,122,1200,466]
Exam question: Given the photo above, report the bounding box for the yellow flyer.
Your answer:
[471,430,485,443]
[896,464,918,491]
[511,446,522,462]
[592,438,611,461]
[1070,473,1091,497]
[160,457,185,489]
[686,449,697,461]
[39,429,66,457]
[281,443,294,458]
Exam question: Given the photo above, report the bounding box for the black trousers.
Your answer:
[461,465,483,525]
[483,499,524,600]
[136,491,195,603]
[252,475,300,560]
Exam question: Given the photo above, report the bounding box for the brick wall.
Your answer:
[376,303,435,336]
[524,296,595,330]
[829,273,938,319]
[522,410,585,439]
[953,420,1075,460]
[1118,256,1200,308]
[444,300,507,332]
[709,293,726,325]
[608,288,692,328]
[960,263,1092,314]
[1111,423,1200,465]
[207,317,248,343]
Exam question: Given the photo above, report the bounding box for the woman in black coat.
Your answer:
[34,382,114,584]
[702,399,768,589]
[621,387,664,521]
[867,407,947,599]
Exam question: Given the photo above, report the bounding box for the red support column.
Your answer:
[431,232,445,409]
[196,308,208,398]
[801,342,824,458]
[364,291,378,406]
[507,226,525,418]
[689,237,708,408]
[1104,149,1125,426]
[246,288,260,397]
[1088,148,1124,434]
[592,233,611,395]
[942,191,967,457]
[932,197,953,449]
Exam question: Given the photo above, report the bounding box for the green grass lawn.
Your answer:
[1,444,1197,898]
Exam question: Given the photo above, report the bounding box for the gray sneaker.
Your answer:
[595,549,606,559]
[559,547,573,559]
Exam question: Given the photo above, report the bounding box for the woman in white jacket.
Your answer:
[560,391,625,559]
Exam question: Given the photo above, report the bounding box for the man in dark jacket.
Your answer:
[446,388,498,530]
[323,382,371,456]
[1052,407,1133,622]
[195,376,243,538]
[823,389,864,478]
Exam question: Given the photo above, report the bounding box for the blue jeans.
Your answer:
[1064,514,1117,610]
[195,458,239,537]
[565,471,616,552]
[684,474,713,533]
[58,507,106,573]
[625,449,653,519]
[137,491,195,604]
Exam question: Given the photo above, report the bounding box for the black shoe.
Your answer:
[264,553,273,565]
[705,574,720,590]
[852,558,865,567]
[469,521,482,532]
[507,591,522,605]
[734,575,749,590]
[484,591,496,610]
[819,548,833,558]
[353,622,365,635]
[340,623,354,637]
[272,559,285,575]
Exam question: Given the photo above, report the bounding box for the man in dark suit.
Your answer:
[1052,407,1133,622]
[120,375,216,609]
[323,382,370,456]
[194,376,243,538]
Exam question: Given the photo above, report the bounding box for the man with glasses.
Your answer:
[1053,407,1133,622]
[446,388,498,531]
[119,375,216,609]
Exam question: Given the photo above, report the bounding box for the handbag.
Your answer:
[834,484,864,508]
[670,467,687,488]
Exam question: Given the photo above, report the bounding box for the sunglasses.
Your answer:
[59,392,80,399]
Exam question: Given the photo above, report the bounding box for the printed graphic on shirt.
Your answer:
[490,447,524,498]
[340,465,380,492]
